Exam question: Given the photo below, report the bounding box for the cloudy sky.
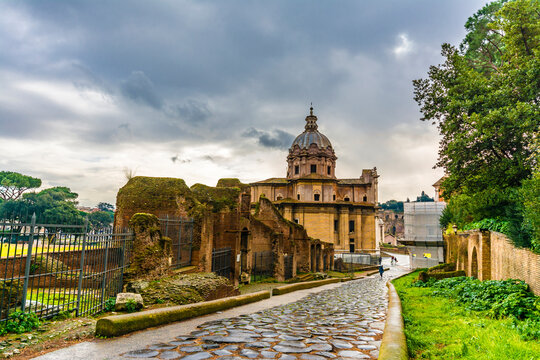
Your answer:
[0,0,488,206]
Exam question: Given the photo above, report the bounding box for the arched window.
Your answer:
[344,196,350,202]
[297,194,300,200]
[363,195,367,202]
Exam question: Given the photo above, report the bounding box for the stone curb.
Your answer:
[272,278,341,295]
[95,290,271,337]
[378,279,409,360]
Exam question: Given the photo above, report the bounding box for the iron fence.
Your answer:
[212,247,232,279]
[252,251,274,282]
[333,253,379,273]
[0,214,134,322]
[160,216,194,268]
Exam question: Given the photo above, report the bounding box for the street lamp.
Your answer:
[452,224,458,235]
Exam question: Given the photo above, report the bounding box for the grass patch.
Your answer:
[393,271,540,359]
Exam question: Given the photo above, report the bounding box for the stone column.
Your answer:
[339,208,349,251]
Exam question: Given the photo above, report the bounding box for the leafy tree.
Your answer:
[88,211,114,229]
[0,187,84,225]
[97,202,114,212]
[379,200,404,212]
[414,0,539,249]
[0,172,41,201]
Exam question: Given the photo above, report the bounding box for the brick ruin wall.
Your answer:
[445,231,540,296]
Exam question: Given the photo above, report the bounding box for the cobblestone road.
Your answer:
[121,269,405,360]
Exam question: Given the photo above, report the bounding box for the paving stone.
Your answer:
[179,346,203,352]
[315,352,337,358]
[337,350,370,358]
[179,353,211,360]
[273,345,312,353]
[122,269,407,360]
[213,349,232,356]
[158,351,181,359]
[123,349,160,358]
[261,350,278,358]
[149,343,176,350]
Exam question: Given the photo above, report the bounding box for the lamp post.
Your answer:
[452,224,458,235]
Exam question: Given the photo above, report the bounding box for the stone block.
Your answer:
[115,292,144,312]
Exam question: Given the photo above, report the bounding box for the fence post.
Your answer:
[177,219,182,266]
[100,235,110,309]
[20,213,36,312]
[75,217,89,317]
[188,219,193,265]
[119,229,129,292]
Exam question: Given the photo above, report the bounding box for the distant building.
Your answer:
[384,233,398,246]
[250,107,379,253]
[402,201,446,268]
[432,176,447,202]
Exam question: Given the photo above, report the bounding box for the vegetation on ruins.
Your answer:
[394,271,540,359]
[414,0,540,251]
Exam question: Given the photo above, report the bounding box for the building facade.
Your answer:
[250,107,379,253]
[403,201,446,268]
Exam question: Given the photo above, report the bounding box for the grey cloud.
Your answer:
[243,128,295,149]
[166,100,211,124]
[120,71,162,109]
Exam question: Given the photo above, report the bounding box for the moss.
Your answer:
[117,177,193,213]
[136,273,234,306]
[129,213,160,229]
[427,262,456,273]
[216,178,250,192]
[95,291,271,337]
[190,183,240,212]
[272,278,340,295]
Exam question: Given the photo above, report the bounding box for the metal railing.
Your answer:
[252,251,274,281]
[0,215,134,321]
[160,216,194,268]
[212,247,232,279]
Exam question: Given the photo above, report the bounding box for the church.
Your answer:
[250,107,379,253]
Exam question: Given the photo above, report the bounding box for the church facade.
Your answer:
[250,107,379,253]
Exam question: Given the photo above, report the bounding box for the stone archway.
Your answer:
[471,247,479,279]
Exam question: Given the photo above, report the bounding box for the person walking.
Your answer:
[378,264,384,278]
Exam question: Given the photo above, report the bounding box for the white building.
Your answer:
[403,201,446,268]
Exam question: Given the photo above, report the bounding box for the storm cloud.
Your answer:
[0,0,488,205]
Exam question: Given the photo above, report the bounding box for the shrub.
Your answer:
[0,311,40,334]
[125,299,139,313]
[104,297,116,312]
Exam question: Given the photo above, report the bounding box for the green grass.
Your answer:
[393,271,540,360]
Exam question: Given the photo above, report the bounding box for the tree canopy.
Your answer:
[415,0,539,250]
[0,171,42,201]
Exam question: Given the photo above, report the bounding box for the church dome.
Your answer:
[290,107,333,150]
[292,130,332,149]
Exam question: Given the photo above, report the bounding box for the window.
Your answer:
[327,166,331,175]
[332,194,336,201]
[297,194,300,200]
[363,195,367,202]
[277,196,283,201]
[314,194,320,201]
[395,215,398,219]
[310,164,317,173]
[349,238,355,243]
[294,218,299,224]
[334,220,338,232]
[349,220,355,232]
[344,197,350,202]
[294,165,299,175]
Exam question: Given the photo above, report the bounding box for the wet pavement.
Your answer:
[120,267,406,360]
[33,255,409,360]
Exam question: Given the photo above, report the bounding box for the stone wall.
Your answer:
[445,231,540,295]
